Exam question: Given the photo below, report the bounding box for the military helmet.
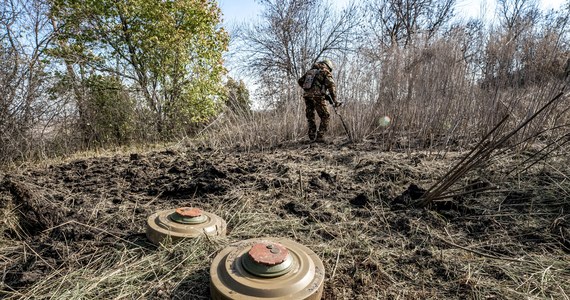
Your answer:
[320,59,334,71]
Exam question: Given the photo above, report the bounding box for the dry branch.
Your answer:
[416,88,567,207]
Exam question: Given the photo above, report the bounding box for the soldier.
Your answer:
[297,59,341,143]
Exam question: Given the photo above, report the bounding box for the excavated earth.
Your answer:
[0,141,569,299]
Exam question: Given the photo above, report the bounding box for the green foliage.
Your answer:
[48,0,229,136]
[84,75,135,146]
[224,77,251,113]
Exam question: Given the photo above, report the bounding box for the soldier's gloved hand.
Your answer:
[334,101,343,108]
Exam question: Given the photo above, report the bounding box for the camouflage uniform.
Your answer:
[297,62,338,141]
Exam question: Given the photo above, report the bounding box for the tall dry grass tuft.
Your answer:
[2,234,225,299]
[197,101,308,150]
[200,37,569,153]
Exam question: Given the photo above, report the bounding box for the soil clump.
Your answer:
[1,141,568,299]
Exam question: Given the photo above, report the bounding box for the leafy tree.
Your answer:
[48,0,229,135]
[83,75,135,146]
[224,77,251,113]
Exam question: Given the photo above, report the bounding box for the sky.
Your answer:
[218,0,567,26]
[455,0,566,20]
[218,0,262,25]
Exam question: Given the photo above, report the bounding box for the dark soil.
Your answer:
[1,141,569,299]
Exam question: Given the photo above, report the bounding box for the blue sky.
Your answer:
[218,0,566,26]
[218,0,262,25]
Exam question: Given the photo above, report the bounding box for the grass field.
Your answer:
[1,139,568,299]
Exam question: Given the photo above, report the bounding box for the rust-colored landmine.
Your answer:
[210,238,325,300]
[146,207,226,245]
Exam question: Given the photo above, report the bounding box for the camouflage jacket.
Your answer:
[298,63,337,102]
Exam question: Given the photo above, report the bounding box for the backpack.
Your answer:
[302,69,320,90]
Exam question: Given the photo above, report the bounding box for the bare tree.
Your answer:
[497,0,539,32]
[0,0,55,163]
[480,0,567,88]
[364,0,456,49]
[234,0,361,107]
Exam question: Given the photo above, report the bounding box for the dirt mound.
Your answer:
[0,142,568,299]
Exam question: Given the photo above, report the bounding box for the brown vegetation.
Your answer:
[0,141,569,299]
[1,0,570,298]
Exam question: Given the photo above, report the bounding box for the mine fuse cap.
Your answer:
[210,237,325,300]
[146,207,226,245]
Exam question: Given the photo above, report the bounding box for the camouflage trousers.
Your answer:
[303,96,330,139]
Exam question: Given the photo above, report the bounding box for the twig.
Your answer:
[143,191,164,207]
[503,133,570,179]
[415,115,510,207]
[416,88,566,207]
[458,212,558,219]
[437,236,535,264]
[298,169,304,199]
[24,242,56,271]
[428,186,503,201]
[331,248,342,280]
[43,220,142,249]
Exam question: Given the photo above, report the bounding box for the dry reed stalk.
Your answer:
[416,88,567,207]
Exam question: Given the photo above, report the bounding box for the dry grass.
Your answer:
[200,40,569,154]
[1,236,221,299]
[0,142,568,299]
[1,33,569,299]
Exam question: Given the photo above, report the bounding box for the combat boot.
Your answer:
[314,133,326,143]
[308,130,316,141]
